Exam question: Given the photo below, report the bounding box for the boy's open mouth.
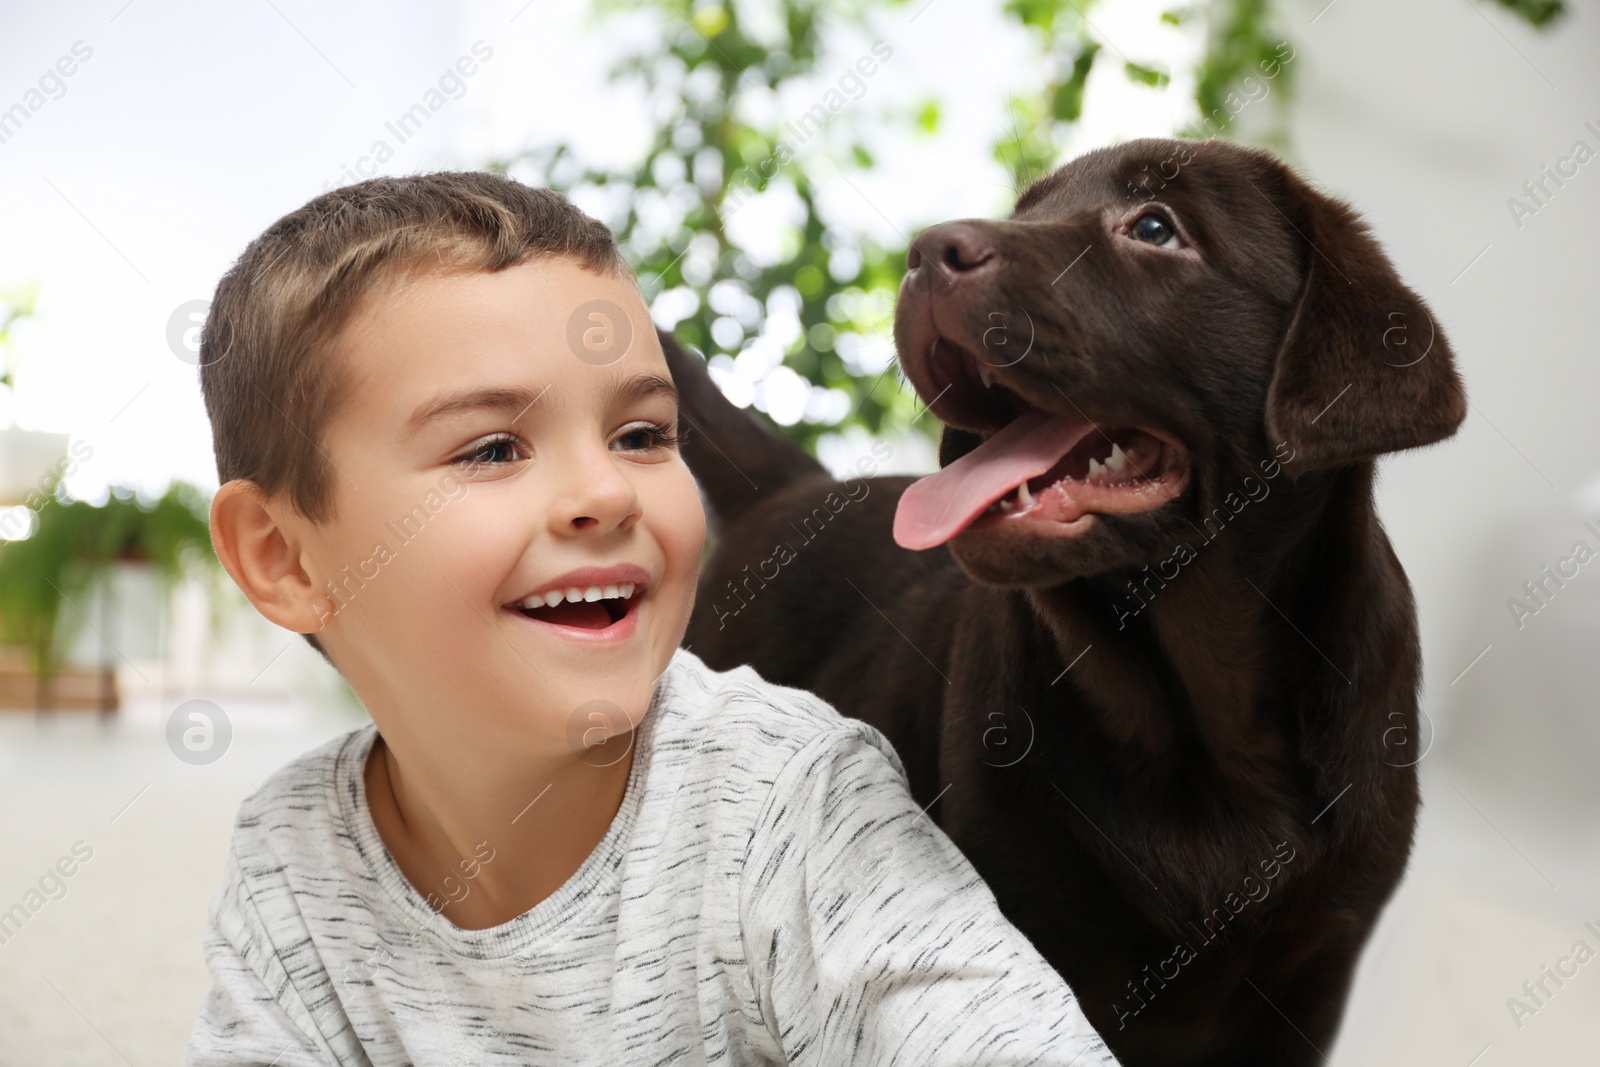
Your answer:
[511,582,639,631]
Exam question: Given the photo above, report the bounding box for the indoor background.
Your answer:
[0,0,1595,1063]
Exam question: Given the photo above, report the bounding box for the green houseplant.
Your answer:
[0,481,218,707]
[491,0,1565,455]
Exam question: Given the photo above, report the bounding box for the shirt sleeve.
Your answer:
[739,721,1119,1067]
[186,846,340,1067]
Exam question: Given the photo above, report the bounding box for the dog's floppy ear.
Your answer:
[1263,167,1466,474]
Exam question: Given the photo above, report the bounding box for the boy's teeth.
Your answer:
[521,582,641,611]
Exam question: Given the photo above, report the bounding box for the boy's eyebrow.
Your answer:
[403,385,550,436]
[403,375,678,436]
[609,374,679,408]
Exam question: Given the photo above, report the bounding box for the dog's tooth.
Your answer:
[998,497,1013,511]
[1087,457,1105,481]
[979,364,996,389]
[1017,480,1033,507]
[544,590,565,608]
[1108,443,1129,472]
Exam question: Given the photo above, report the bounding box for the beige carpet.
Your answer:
[2,703,1596,1066]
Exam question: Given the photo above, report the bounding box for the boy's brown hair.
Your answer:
[200,171,632,660]
[206,171,636,524]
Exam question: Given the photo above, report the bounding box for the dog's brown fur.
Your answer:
[664,137,1465,1066]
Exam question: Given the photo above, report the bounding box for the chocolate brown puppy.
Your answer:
[664,137,1465,1066]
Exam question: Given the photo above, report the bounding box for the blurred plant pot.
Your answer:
[0,482,217,712]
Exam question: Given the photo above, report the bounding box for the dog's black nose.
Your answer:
[909,222,997,277]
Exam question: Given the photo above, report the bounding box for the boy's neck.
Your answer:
[364,728,637,931]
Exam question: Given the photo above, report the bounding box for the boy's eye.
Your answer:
[612,421,682,453]
[455,433,523,467]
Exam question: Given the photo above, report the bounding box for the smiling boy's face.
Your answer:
[291,257,704,752]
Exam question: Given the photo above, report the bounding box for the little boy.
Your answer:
[189,171,1117,1065]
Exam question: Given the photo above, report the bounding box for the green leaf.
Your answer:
[1489,0,1565,27]
[1124,61,1170,88]
[915,98,940,135]
[1003,0,1063,33]
[1051,42,1101,122]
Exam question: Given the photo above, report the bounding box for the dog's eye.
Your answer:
[1127,212,1182,249]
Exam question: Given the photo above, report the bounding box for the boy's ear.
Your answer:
[1262,165,1467,474]
[209,480,329,635]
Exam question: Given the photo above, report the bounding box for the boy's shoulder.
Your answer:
[225,724,373,881]
[659,648,902,773]
[241,723,369,812]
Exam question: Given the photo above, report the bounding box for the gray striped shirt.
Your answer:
[187,649,1117,1065]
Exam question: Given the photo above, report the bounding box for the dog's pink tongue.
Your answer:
[894,410,1091,550]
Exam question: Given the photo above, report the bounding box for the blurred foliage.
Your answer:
[0,0,1563,691]
[0,284,39,393]
[491,0,926,453]
[0,482,217,680]
[492,0,1565,452]
[1492,0,1565,26]
[1187,0,1295,148]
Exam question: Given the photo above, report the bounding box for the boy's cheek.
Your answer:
[655,462,708,556]
[645,471,705,641]
[682,493,708,555]
[438,471,469,500]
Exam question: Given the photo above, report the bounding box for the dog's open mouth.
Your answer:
[893,341,1190,550]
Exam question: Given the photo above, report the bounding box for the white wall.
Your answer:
[1280,3,1600,1062]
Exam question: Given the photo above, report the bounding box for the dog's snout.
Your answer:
[909,222,997,279]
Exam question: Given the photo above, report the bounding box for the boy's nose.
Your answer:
[548,453,641,536]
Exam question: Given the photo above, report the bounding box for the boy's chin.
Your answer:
[545,651,678,764]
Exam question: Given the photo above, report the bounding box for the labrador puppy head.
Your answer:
[891,137,1466,586]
